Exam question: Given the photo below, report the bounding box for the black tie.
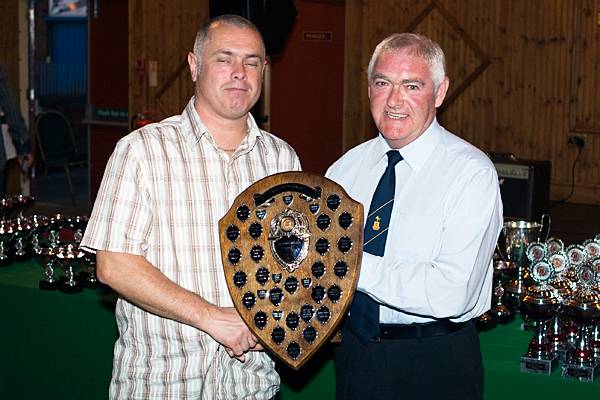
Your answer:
[349,150,403,344]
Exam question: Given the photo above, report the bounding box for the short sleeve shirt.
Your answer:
[81,98,301,399]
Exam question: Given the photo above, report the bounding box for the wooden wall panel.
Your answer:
[342,0,369,150]
[565,0,600,201]
[129,0,209,119]
[269,0,345,174]
[571,0,600,133]
[89,0,130,199]
[0,0,21,92]
[344,0,600,204]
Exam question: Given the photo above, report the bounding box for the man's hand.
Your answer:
[203,306,263,362]
[96,251,264,362]
[22,153,34,165]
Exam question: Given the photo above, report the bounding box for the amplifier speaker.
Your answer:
[491,155,551,221]
[209,0,297,56]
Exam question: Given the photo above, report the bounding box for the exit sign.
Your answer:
[302,31,333,42]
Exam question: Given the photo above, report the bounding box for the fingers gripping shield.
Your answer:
[219,172,363,369]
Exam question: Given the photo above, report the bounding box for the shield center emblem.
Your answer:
[274,235,303,262]
[269,210,310,272]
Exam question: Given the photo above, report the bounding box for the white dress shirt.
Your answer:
[326,119,503,324]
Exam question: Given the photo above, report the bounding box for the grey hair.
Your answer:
[367,32,446,90]
[192,14,265,64]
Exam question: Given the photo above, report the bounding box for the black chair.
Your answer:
[35,111,87,203]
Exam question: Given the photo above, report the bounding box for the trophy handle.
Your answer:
[539,213,551,242]
[254,183,322,206]
[495,243,507,262]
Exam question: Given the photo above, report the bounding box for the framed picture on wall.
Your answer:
[49,0,87,18]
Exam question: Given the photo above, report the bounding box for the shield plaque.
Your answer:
[219,172,363,369]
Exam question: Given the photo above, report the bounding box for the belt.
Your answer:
[374,320,469,341]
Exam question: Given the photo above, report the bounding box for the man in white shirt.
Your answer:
[326,33,502,400]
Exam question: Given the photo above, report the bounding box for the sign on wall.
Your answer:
[49,0,87,18]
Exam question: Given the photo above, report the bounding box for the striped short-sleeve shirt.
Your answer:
[81,98,301,399]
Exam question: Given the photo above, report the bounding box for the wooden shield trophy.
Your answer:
[219,172,363,369]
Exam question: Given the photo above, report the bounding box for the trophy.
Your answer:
[29,215,50,255]
[48,213,68,248]
[547,251,573,360]
[583,239,600,260]
[35,247,59,290]
[479,260,515,330]
[565,244,587,285]
[490,280,515,324]
[590,255,600,359]
[520,259,562,375]
[503,214,550,311]
[0,221,14,266]
[546,237,564,255]
[592,256,600,293]
[475,310,497,332]
[56,244,84,294]
[546,315,568,362]
[548,251,573,300]
[11,194,35,220]
[12,217,33,262]
[562,264,600,382]
[67,215,88,243]
[0,198,14,221]
[79,251,100,289]
[219,172,363,369]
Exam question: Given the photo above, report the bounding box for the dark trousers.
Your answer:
[334,322,483,400]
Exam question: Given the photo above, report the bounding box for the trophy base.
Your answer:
[520,354,558,375]
[475,313,497,332]
[520,318,538,332]
[503,292,522,312]
[59,282,83,294]
[0,257,12,267]
[81,279,101,289]
[497,313,516,324]
[39,280,59,290]
[78,271,90,280]
[490,307,515,324]
[561,361,600,382]
[555,348,567,363]
[14,253,32,262]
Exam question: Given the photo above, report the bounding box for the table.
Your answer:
[2,261,599,399]
[279,319,600,400]
[0,260,117,400]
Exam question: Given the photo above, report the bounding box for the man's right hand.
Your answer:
[96,251,264,362]
[203,306,263,362]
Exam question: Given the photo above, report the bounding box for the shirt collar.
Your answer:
[182,96,264,148]
[373,118,443,172]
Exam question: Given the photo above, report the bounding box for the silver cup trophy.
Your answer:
[56,244,85,294]
[0,221,14,266]
[561,263,600,382]
[503,214,550,311]
[520,258,563,375]
[36,247,59,290]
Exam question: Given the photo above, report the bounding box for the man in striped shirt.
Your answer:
[81,15,300,399]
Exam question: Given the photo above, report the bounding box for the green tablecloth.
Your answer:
[279,317,600,400]
[0,260,117,400]
[2,261,598,399]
